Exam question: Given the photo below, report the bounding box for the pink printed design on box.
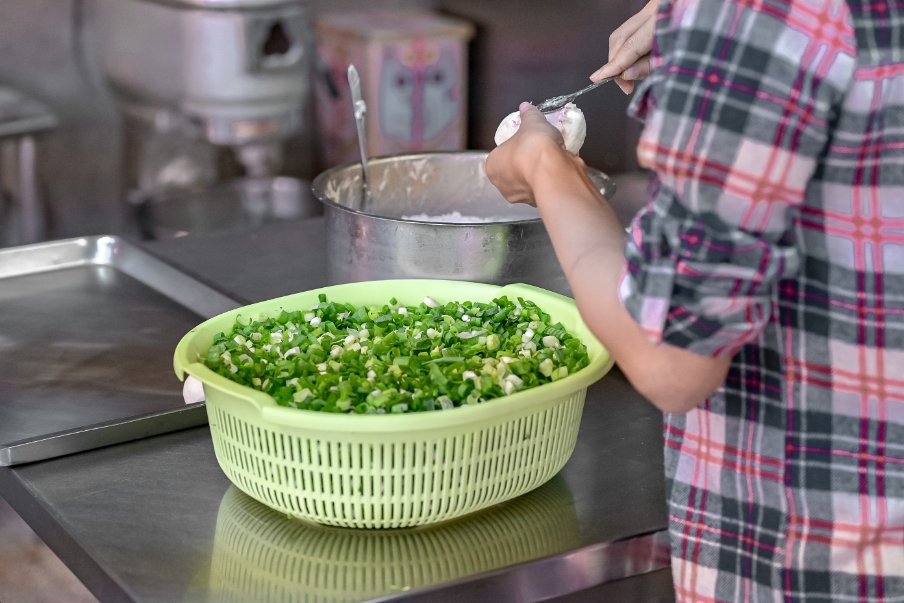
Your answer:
[378,38,463,153]
[314,11,474,167]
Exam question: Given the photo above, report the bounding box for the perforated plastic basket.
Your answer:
[174,280,612,529]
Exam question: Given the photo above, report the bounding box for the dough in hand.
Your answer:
[494,102,587,154]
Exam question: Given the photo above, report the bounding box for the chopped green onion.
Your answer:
[202,294,590,414]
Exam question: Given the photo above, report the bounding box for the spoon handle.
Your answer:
[536,77,614,113]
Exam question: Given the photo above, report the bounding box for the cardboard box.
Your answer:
[315,11,474,167]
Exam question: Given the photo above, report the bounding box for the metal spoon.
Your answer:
[347,64,370,207]
[536,77,615,113]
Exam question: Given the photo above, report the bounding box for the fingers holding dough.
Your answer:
[494,102,587,154]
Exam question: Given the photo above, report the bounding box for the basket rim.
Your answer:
[174,279,613,432]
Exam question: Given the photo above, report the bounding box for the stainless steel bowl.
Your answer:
[311,151,616,295]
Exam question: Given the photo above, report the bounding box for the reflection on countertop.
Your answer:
[192,476,581,601]
[187,476,669,602]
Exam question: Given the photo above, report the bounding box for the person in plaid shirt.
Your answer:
[486,0,904,600]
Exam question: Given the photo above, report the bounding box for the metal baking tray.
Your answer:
[0,235,242,466]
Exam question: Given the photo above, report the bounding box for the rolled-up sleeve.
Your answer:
[619,0,856,357]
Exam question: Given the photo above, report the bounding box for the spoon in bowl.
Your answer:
[347,64,370,209]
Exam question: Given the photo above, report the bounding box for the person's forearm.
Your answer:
[529,152,730,413]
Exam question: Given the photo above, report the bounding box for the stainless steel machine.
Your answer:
[92,0,319,237]
[0,87,57,247]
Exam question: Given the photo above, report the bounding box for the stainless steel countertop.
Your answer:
[0,218,674,602]
[0,235,240,466]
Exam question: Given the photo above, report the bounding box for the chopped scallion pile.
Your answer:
[202,294,590,414]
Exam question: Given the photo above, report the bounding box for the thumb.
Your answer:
[518,102,567,149]
[518,102,547,124]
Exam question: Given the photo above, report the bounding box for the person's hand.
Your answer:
[590,0,658,94]
[486,103,576,207]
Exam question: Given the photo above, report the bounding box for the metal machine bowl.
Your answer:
[132,176,321,239]
[311,151,616,295]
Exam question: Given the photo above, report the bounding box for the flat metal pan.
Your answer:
[0,235,242,466]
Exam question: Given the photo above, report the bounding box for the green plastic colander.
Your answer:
[174,280,613,529]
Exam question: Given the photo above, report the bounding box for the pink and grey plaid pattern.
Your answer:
[619,0,904,600]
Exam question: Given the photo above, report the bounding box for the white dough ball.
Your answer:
[183,375,206,404]
[493,102,587,154]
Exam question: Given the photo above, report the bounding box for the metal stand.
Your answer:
[0,87,57,247]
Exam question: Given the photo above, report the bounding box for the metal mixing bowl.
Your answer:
[133,176,321,240]
[311,151,616,295]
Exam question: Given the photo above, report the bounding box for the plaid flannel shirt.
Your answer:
[619,0,904,600]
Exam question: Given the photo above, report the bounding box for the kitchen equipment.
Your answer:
[132,176,320,239]
[536,77,615,113]
[310,151,616,296]
[315,11,474,166]
[92,0,313,236]
[0,86,57,247]
[0,235,241,466]
[346,64,370,202]
[94,0,309,147]
[174,279,614,529]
